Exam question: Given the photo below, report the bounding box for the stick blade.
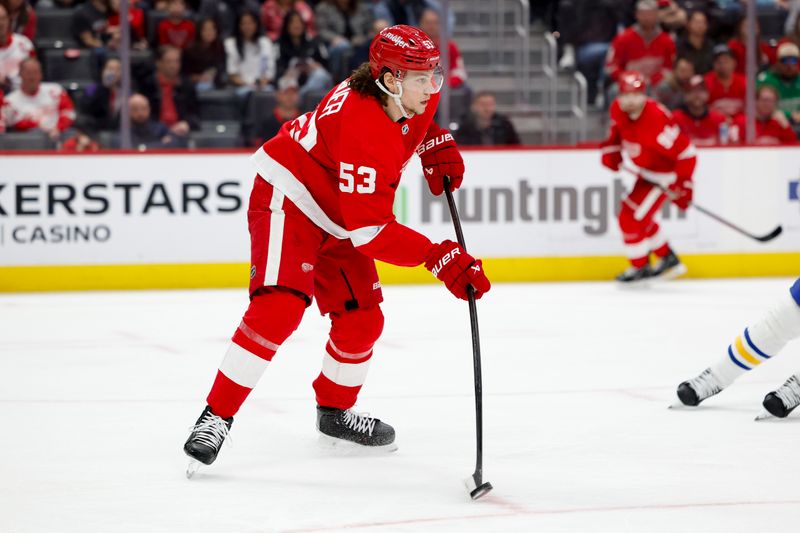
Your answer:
[470,481,494,500]
[464,474,494,500]
[755,226,782,243]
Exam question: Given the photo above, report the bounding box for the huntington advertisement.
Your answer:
[0,148,798,269]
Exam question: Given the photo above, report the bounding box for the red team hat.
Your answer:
[369,25,441,79]
[618,71,647,94]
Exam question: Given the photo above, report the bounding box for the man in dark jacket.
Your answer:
[122,93,186,149]
[138,45,199,138]
[454,91,520,146]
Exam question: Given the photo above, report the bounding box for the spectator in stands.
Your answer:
[124,92,186,149]
[605,0,676,97]
[315,0,373,82]
[275,10,333,98]
[261,0,316,41]
[81,55,122,131]
[107,0,147,50]
[758,42,800,125]
[158,0,196,50]
[531,0,558,33]
[417,8,466,89]
[0,89,5,133]
[705,43,746,118]
[60,118,100,152]
[655,56,695,109]
[728,16,774,74]
[252,74,300,145]
[72,0,111,49]
[672,74,728,145]
[781,13,800,48]
[139,45,198,139]
[558,0,625,106]
[0,2,34,93]
[658,0,688,33]
[676,10,715,75]
[183,17,226,91]
[2,58,75,139]
[454,91,520,146]
[732,85,797,144]
[348,17,389,71]
[372,0,440,28]
[2,0,35,41]
[224,10,276,91]
[0,89,6,134]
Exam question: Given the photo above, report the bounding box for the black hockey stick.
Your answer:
[622,166,782,243]
[443,176,493,501]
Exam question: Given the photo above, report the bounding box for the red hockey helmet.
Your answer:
[369,25,441,79]
[618,71,647,94]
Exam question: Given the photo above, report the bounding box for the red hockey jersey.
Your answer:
[601,99,697,185]
[672,108,727,146]
[605,26,676,86]
[731,114,797,145]
[705,71,746,119]
[250,80,441,267]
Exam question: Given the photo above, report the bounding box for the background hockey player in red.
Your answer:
[600,70,697,283]
[183,25,491,472]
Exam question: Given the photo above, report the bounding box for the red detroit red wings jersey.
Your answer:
[605,27,675,86]
[250,80,440,266]
[601,99,697,185]
[672,108,727,147]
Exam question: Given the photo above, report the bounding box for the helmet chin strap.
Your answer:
[375,76,412,119]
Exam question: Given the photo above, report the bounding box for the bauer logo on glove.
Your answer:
[425,240,491,300]
[418,125,464,196]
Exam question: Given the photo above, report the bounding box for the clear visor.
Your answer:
[399,65,445,94]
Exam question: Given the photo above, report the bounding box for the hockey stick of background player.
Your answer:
[621,166,782,243]
[443,175,494,501]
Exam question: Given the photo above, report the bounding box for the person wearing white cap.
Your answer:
[757,41,800,125]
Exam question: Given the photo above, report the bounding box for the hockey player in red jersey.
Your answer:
[600,70,697,283]
[183,25,491,473]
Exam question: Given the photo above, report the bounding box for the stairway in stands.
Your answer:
[450,0,606,145]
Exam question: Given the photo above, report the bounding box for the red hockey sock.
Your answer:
[312,306,383,410]
[652,242,671,258]
[206,289,306,418]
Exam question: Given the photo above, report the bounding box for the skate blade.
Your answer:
[654,263,688,281]
[616,279,652,289]
[186,460,201,479]
[754,410,774,421]
[316,433,398,455]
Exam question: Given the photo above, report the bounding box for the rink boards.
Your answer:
[0,147,798,291]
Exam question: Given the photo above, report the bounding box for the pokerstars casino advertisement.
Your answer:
[0,148,797,277]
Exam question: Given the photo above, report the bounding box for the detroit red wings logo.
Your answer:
[622,140,641,158]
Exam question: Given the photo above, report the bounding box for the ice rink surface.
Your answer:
[2,277,800,532]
